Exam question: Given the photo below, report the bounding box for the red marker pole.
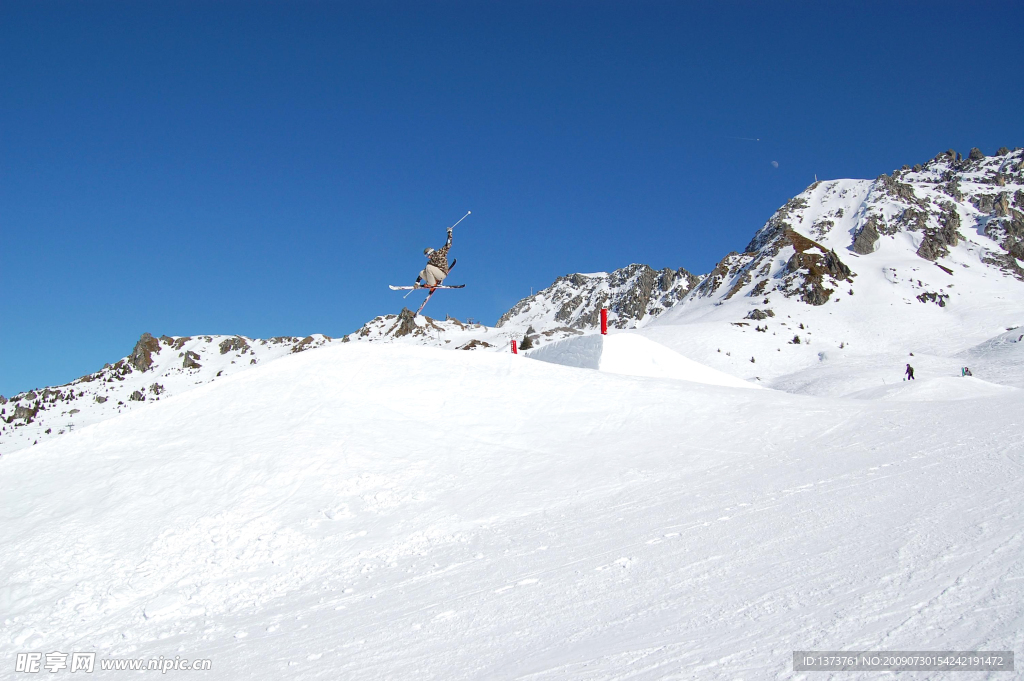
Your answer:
[600,308,608,335]
[511,339,518,354]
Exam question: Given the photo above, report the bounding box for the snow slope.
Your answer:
[0,333,337,457]
[2,341,1022,679]
[528,332,758,389]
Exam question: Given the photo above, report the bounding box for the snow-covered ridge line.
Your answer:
[343,307,586,352]
[0,333,336,456]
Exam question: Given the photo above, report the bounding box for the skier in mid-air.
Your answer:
[389,211,470,316]
[415,225,454,289]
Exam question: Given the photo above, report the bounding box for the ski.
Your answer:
[414,288,437,316]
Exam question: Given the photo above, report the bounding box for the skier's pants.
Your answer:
[419,264,446,287]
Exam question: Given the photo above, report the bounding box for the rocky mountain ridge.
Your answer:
[496,263,701,331]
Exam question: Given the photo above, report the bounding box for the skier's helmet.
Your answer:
[424,247,435,256]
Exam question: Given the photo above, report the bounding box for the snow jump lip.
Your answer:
[526,332,760,389]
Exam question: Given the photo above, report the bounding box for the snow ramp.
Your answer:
[527,332,758,388]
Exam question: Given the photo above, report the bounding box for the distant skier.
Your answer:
[905,363,915,381]
[962,366,973,377]
[415,225,454,289]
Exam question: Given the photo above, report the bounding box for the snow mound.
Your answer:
[527,332,759,388]
[848,375,1018,401]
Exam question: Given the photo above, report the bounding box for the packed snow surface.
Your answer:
[2,341,1023,679]
[847,375,1017,401]
[528,332,758,389]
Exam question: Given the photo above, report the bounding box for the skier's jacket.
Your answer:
[429,231,453,274]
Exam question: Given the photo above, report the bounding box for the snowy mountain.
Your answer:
[0,333,336,457]
[2,146,1024,679]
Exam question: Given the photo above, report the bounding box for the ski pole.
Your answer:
[449,211,471,230]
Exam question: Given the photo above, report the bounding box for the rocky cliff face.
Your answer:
[496,263,701,331]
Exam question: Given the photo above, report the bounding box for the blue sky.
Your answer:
[2,1,1022,396]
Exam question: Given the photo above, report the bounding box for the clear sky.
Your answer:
[2,1,1022,396]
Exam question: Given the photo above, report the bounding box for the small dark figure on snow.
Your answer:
[962,366,973,377]
[415,226,453,289]
[905,363,915,380]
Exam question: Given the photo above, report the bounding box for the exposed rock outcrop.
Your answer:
[745,308,775,320]
[219,336,250,354]
[389,309,420,338]
[459,339,494,350]
[10,404,38,423]
[851,216,881,254]
[129,333,161,372]
[916,204,961,261]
